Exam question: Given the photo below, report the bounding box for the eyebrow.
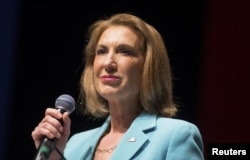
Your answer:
[96,43,135,49]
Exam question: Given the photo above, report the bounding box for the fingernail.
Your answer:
[50,133,54,138]
[59,127,63,132]
[57,133,61,138]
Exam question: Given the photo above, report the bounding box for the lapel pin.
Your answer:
[128,137,136,142]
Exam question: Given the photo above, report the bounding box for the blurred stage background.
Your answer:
[1,0,249,159]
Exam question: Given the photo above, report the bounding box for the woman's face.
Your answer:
[93,26,145,102]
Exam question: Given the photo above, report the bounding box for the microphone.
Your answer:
[33,94,75,160]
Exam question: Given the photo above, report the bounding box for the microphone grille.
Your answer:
[55,94,75,114]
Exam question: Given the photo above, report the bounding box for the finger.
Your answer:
[41,116,64,138]
[45,108,63,120]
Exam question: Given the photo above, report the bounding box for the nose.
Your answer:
[104,52,117,73]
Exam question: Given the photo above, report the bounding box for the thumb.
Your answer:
[62,112,71,136]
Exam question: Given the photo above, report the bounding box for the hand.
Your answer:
[31,108,71,154]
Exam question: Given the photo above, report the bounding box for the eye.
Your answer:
[118,45,135,56]
[120,48,132,54]
[96,47,107,55]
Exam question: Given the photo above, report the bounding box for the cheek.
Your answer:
[125,62,144,84]
[93,58,101,76]
[93,59,102,88]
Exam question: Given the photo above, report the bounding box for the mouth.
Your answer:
[100,75,121,83]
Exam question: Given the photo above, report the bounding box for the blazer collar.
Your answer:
[111,111,157,159]
[82,117,110,160]
[82,111,157,160]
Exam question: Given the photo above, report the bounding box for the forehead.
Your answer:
[98,25,139,45]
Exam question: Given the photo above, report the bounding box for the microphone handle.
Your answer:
[34,137,56,160]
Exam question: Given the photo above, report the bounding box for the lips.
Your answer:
[100,75,121,84]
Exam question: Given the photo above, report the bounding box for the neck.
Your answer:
[108,107,142,134]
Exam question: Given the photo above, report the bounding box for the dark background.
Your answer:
[1,0,250,159]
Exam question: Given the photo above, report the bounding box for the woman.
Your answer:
[32,13,204,160]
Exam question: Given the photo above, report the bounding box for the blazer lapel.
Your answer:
[81,117,111,160]
[111,111,157,160]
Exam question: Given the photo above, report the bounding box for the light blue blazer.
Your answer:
[64,111,204,160]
